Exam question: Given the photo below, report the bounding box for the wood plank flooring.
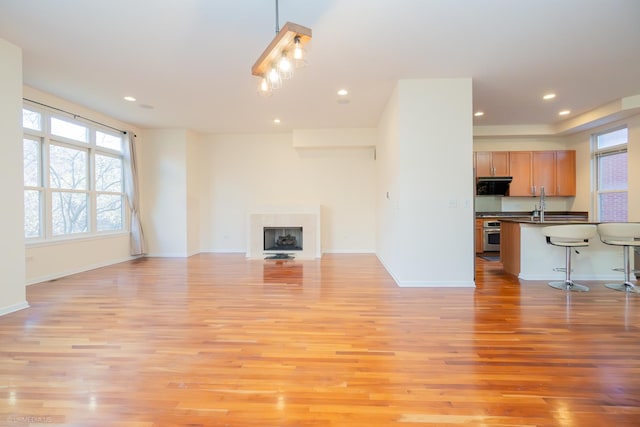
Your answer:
[1,254,639,426]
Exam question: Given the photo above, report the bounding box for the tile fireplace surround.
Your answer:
[246,206,321,259]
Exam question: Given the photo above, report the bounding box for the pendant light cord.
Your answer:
[275,0,280,34]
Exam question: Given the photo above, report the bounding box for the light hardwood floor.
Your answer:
[1,254,639,426]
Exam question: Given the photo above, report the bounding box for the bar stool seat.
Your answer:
[542,224,597,292]
[597,223,640,293]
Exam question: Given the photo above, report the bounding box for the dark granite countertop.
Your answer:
[476,211,588,219]
[499,218,592,224]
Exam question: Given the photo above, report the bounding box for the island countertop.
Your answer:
[476,210,588,219]
[499,218,592,225]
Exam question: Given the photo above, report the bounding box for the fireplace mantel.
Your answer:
[246,205,321,259]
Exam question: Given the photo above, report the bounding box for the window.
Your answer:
[593,127,627,222]
[95,153,124,231]
[23,137,42,238]
[22,105,126,240]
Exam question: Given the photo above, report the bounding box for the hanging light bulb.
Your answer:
[294,36,303,60]
[278,52,293,79]
[258,76,272,96]
[268,67,281,90]
[293,35,307,68]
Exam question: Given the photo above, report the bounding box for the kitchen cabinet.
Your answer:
[501,221,520,275]
[555,150,576,196]
[475,151,509,177]
[507,151,532,196]
[507,150,576,197]
[532,151,555,196]
[475,219,484,253]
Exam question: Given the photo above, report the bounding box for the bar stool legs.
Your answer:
[604,245,639,293]
[597,223,640,294]
[542,224,596,292]
[548,246,590,292]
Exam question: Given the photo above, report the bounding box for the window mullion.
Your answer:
[90,144,96,234]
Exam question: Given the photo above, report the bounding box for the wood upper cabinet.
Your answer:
[532,151,555,196]
[507,151,532,196]
[475,151,509,177]
[555,150,576,196]
[506,150,576,197]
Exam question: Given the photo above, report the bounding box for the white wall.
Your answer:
[186,130,203,255]
[138,129,189,257]
[292,128,377,148]
[376,86,400,271]
[473,136,566,152]
[201,133,376,254]
[26,235,132,284]
[377,79,475,287]
[0,39,27,314]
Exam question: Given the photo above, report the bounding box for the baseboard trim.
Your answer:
[376,254,476,288]
[26,256,137,286]
[0,301,30,316]
[396,280,476,288]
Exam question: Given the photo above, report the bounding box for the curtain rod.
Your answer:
[23,98,131,135]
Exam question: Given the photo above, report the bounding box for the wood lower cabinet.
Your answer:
[475,219,484,253]
[501,221,521,275]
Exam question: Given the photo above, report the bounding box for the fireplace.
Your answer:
[247,205,321,259]
[264,227,303,251]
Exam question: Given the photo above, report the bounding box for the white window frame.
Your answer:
[592,126,628,222]
[23,102,128,243]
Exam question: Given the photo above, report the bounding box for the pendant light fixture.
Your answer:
[252,0,312,95]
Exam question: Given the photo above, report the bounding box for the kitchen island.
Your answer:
[501,219,629,281]
[475,211,588,254]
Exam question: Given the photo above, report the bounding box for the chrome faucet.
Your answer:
[532,186,546,222]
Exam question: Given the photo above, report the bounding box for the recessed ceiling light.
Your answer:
[124,96,136,102]
[558,110,571,116]
[474,111,484,117]
[273,118,281,124]
[337,89,349,96]
[543,93,556,100]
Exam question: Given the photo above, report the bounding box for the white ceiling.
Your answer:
[1,0,639,134]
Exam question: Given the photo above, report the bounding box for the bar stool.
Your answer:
[542,224,597,292]
[597,223,640,293]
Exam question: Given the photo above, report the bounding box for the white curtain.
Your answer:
[123,132,146,256]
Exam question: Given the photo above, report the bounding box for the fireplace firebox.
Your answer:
[263,227,303,251]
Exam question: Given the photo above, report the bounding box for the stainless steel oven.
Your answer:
[483,220,501,252]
